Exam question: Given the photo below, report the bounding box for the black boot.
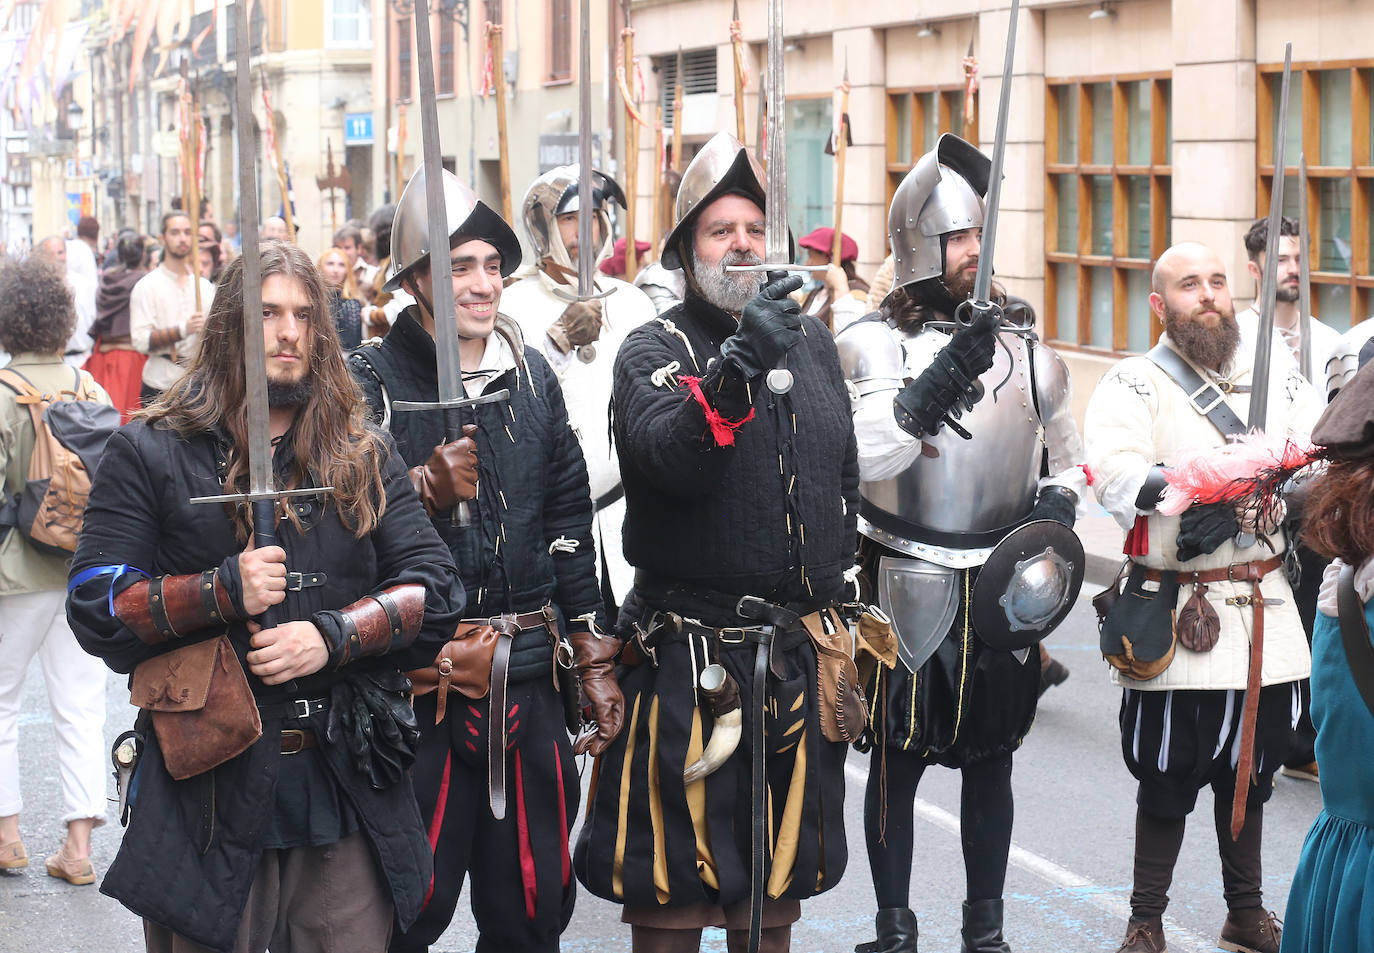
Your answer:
[961,899,1012,953]
[854,907,918,953]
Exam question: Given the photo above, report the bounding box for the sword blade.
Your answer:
[971,0,1020,307]
[413,0,462,404]
[1297,152,1313,383]
[1251,43,1293,431]
[763,0,787,263]
[577,0,595,298]
[233,0,271,497]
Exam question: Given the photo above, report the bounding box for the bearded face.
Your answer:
[1162,295,1240,372]
[691,247,767,313]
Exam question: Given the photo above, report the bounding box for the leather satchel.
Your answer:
[854,605,898,690]
[407,622,499,724]
[802,608,867,744]
[130,635,262,781]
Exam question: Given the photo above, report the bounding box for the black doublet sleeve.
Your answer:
[612,322,755,500]
[68,427,173,674]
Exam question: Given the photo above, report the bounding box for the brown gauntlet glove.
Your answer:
[546,300,604,354]
[568,625,624,756]
[409,424,479,516]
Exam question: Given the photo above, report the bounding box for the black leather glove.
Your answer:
[1031,485,1078,528]
[1175,501,1240,562]
[892,310,999,438]
[718,272,804,378]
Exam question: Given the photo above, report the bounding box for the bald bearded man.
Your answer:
[1084,243,1322,953]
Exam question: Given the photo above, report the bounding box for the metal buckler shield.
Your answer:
[971,519,1085,651]
[878,555,959,674]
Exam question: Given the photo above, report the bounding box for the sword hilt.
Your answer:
[253,499,281,630]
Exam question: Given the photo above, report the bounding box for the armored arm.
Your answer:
[1032,341,1089,511]
[837,319,923,482]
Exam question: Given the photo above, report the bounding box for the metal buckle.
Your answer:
[1227,562,1256,583]
[1186,380,1226,416]
[285,572,321,592]
[717,627,747,644]
[293,699,312,718]
[280,729,307,755]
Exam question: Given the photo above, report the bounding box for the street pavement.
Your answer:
[2,595,1322,953]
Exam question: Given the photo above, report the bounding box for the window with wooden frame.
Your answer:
[397,19,412,102]
[546,0,572,84]
[1258,62,1374,332]
[885,84,977,213]
[438,15,455,96]
[1045,75,1171,354]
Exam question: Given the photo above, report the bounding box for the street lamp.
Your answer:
[66,99,85,163]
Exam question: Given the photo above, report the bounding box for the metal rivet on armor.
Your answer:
[152,595,160,603]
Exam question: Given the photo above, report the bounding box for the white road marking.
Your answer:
[843,762,1219,953]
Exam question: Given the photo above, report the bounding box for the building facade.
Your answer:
[613,0,1373,415]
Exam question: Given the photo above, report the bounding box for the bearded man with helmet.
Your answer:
[835,133,1088,953]
[574,131,859,953]
[348,167,612,953]
[502,165,657,612]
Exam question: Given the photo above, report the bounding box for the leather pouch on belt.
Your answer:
[802,608,867,744]
[130,635,263,780]
[1100,564,1180,681]
[854,607,898,690]
[407,623,499,723]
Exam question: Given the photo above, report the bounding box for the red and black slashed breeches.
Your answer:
[391,682,578,953]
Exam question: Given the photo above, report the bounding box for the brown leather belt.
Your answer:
[1143,555,1281,840]
[1140,555,1283,585]
[469,604,559,821]
[280,729,317,755]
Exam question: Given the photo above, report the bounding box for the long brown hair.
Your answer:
[1303,459,1374,564]
[141,240,387,539]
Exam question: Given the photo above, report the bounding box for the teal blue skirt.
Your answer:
[1282,810,1374,953]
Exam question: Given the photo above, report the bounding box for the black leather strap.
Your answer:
[593,484,624,512]
[748,633,769,953]
[147,575,179,641]
[1335,563,1374,718]
[860,498,1020,550]
[1145,344,1246,437]
[373,589,404,640]
[197,570,224,623]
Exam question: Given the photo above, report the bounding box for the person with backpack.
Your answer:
[0,254,115,885]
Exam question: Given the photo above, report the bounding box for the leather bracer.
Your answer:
[319,584,426,669]
[112,570,238,646]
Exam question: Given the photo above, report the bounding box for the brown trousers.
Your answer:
[143,831,392,953]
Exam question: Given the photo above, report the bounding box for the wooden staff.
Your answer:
[649,104,663,261]
[621,18,639,280]
[489,21,513,221]
[730,0,746,142]
[178,62,203,311]
[831,67,850,266]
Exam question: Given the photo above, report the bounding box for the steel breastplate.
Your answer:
[861,328,1042,549]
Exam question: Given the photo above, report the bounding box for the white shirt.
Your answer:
[129,264,216,391]
[1235,304,1340,388]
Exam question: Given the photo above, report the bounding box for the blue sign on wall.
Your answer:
[344,112,374,145]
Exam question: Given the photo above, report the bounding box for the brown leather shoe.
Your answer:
[0,838,27,870]
[1115,917,1166,953]
[1219,908,1281,953]
[45,843,95,885]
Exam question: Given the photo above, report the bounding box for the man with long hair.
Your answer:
[67,240,464,953]
[350,168,607,953]
[1085,242,1322,953]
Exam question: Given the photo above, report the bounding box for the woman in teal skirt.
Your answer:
[1282,367,1374,953]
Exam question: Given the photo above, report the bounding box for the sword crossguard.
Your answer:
[724,264,828,273]
[954,297,1004,332]
[391,389,513,413]
[551,285,617,304]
